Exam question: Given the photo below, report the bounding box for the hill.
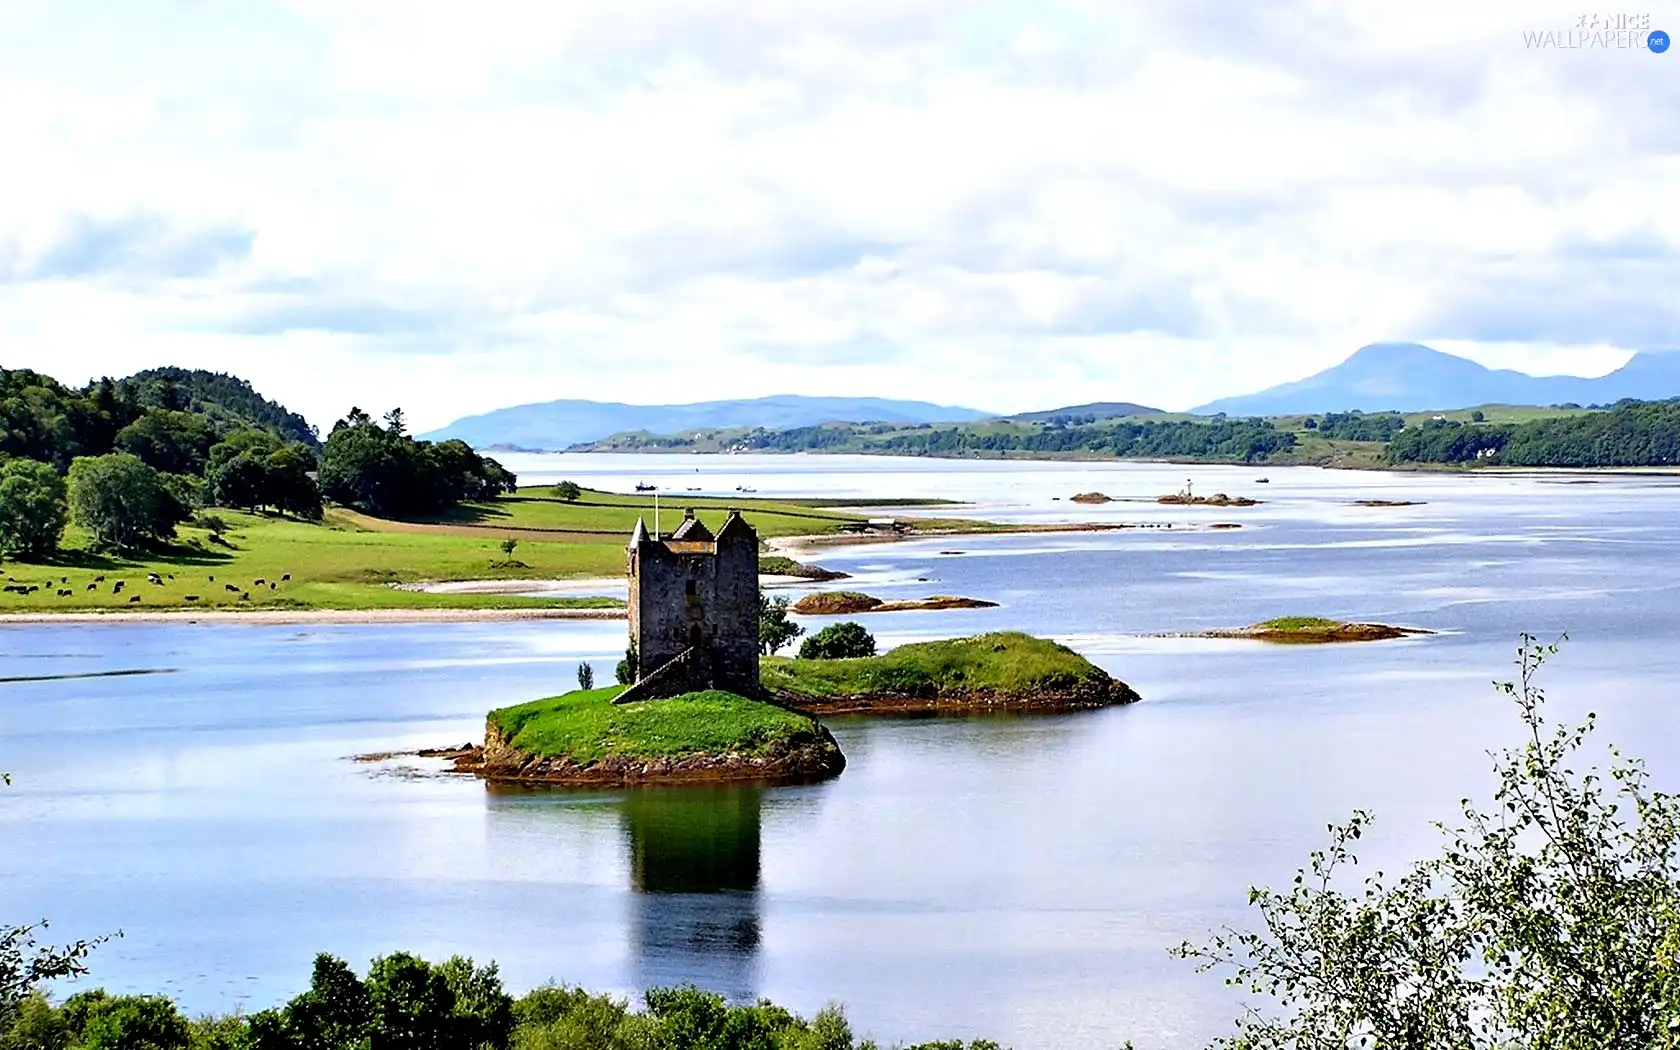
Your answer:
[1006,401,1164,422]
[420,395,994,450]
[117,367,319,448]
[1194,344,1680,415]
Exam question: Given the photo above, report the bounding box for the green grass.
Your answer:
[1255,616,1342,631]
[490,686,822,762]
[762,631,1106,697]
[0,486,988,613]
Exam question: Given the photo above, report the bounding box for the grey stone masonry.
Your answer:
[624,508,760,700]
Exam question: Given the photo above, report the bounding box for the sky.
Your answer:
[1,1,1677,431]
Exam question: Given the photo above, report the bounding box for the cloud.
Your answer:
[0,0,1672,429]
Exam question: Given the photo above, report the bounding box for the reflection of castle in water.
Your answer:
[621,787,763,1002]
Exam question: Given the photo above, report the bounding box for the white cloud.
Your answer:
[0,0,1673,430]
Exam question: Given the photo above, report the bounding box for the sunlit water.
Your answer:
[5,456,1680,1049]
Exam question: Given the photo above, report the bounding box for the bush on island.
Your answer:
[798,622,877,660]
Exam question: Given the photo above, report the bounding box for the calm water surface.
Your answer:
[5,456,1680,1049]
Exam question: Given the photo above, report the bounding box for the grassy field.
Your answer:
[489,685,822,762]
[762,631,1107,697]
[0,486,983,614]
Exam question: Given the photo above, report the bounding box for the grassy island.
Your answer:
[454,684,845,786]
[763,631,1140,715]
[1194,616,1432,644]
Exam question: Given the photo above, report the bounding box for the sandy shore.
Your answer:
[1,523,1159,627]
[0,607,627,627]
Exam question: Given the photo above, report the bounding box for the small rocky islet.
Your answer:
[1184,617,1433,644]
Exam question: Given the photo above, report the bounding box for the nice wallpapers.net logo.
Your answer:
[1522,13,1670,51]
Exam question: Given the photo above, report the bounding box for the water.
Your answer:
[5,456,1680,1049]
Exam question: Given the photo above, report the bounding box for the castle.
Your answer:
[617,508,761,702]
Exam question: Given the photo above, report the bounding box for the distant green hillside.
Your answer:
[572,400,1679,469]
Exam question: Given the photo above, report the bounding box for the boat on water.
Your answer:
[635,482,657,492]
[1256,478,1270,483]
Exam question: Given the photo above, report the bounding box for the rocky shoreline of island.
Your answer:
[443,719,848,787]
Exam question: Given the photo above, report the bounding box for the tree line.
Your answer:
[0,369,515,561]
[0,950,1000,1050]
[1387,399,1680,466]
[737,418,1298,463]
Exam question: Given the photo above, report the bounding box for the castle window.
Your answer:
[685,580,696,596]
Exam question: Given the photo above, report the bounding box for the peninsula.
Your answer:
[763,631,1140,715]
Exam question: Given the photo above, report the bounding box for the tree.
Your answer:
[1471,409,1487,423]
[0,459,68,559]
[556,481,582,502]
[60,992,190,1050]
[615,644,638,686]
[798,622,877,660]
[499,537,519,559]
[113,410,216,476]
[0,924,106,1037]
[759,592,804,656]
[1179,635,1680,1048]
[364,953,458,1050]
[66,453,186,553]
[577,663,594,690]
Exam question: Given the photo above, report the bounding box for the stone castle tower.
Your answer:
[619,508,760,701]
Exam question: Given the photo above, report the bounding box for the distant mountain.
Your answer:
[1193,343,1680,415]
[422,395,995,450]
[1006,401,1164,423]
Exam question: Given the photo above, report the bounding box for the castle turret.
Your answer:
[622,508,760,701]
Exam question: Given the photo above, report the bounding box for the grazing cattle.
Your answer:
[239,592,250,602]
[253,579,266,587]
[269,583,276,590]
[94,575,105,582]
[86,583,96,591]
[128,595,141,603]
[167,574,174,580]
[60,576,68,583]
[225,583,239,592]
[113,581,125,593]
[184,595,200,602]
[58,589,69,597]
[208,575,214,582]
[147,574,163,585]
[26,586,38,594]
[280,574,291,581]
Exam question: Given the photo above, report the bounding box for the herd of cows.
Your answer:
[2,571,294,604]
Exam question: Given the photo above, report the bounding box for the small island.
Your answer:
[763,631,1140,715]
[1070,491,1113,504]
[1351,499,1427,507]
[450,514,1138,787]
[1188,616,1432,644]
[448,686,845,786]
[1158,492,1261,507]
[792,591,999,615]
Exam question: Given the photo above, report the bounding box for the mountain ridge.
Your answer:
[1193,343,1680,415]
[420,394,996,450]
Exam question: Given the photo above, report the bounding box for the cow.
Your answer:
[184,595,200,602]
[280,574,291,581]
[128,595,141,603]
[225,583,240,592]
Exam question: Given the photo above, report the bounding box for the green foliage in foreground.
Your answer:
[489,687,822,763]
[1180,635,1680,1047]
[762,632,1103,698]
[5,952,1006,1050]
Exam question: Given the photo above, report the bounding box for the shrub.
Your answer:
[798,623,877,660]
